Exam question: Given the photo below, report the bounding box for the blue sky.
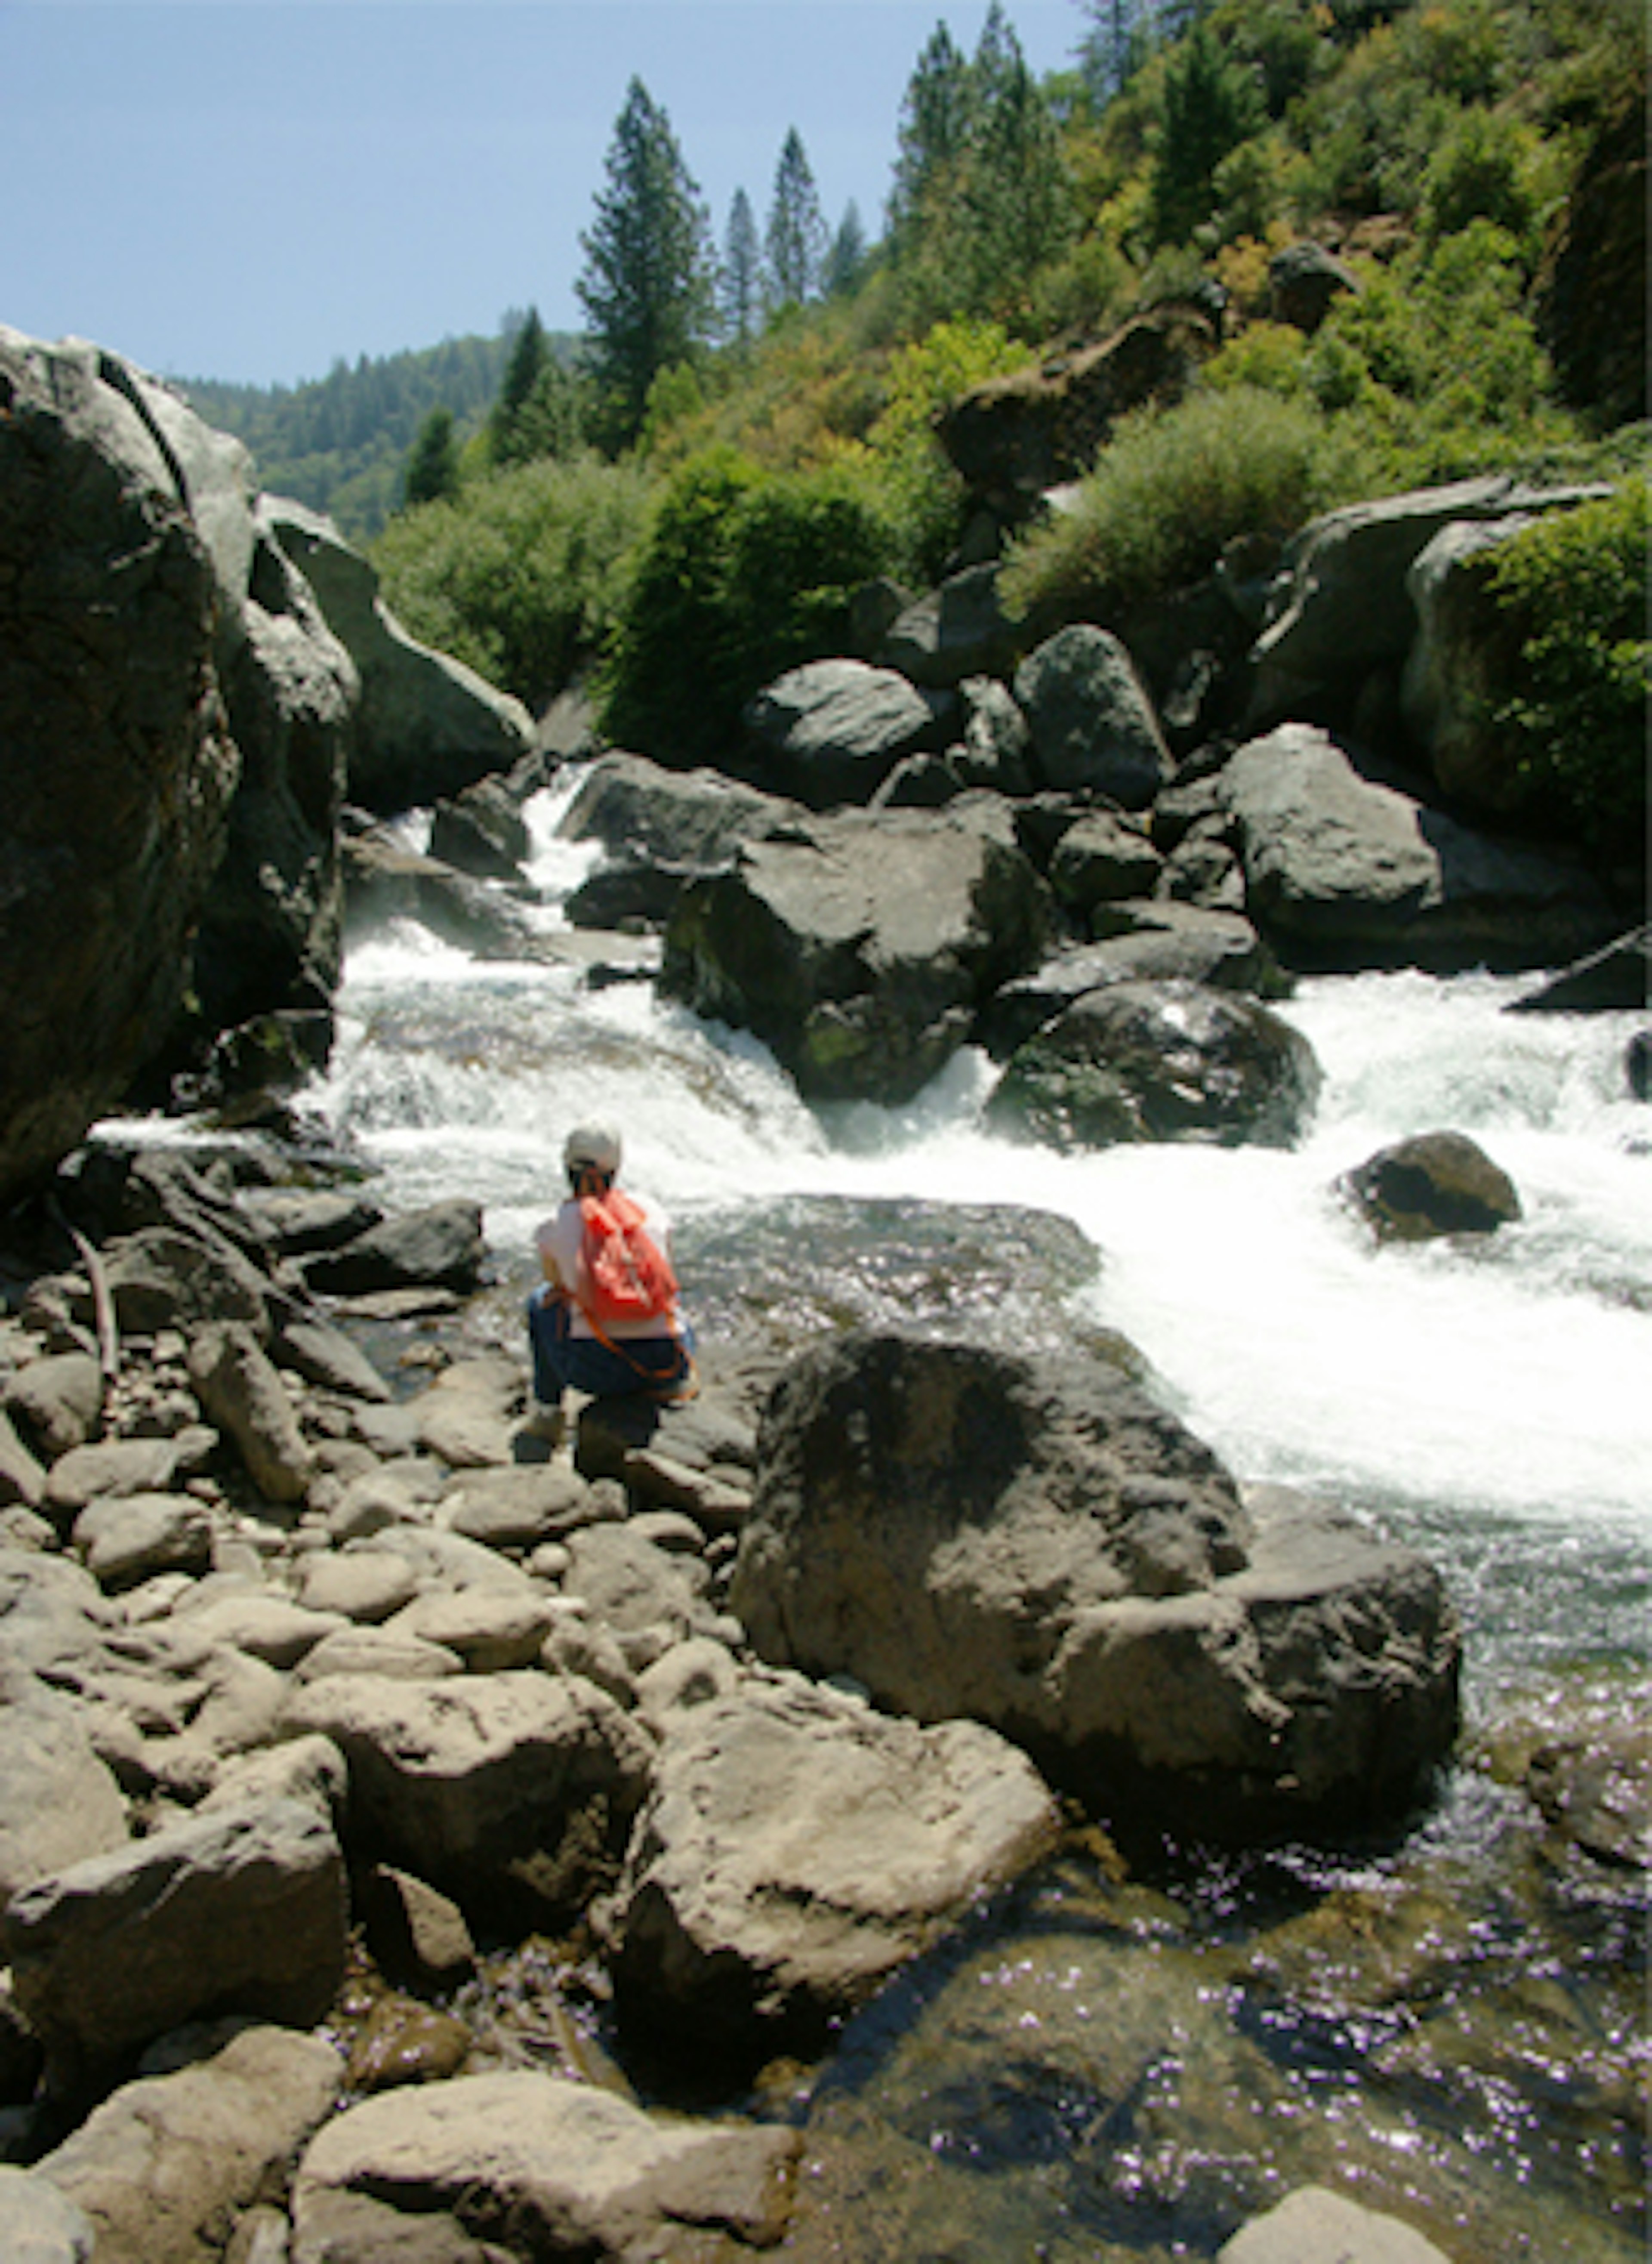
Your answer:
[3,0,1086,388]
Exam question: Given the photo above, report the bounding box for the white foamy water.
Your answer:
[321,824,1651,1546]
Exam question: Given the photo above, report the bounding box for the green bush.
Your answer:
[371,453,655,710]
[1000,383,1332,620]
[599,448,898,763]
[1481,478,1649,862]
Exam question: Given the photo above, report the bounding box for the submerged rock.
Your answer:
[1338,1129,1522,1241]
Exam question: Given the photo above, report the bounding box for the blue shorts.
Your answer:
[527,1283,694,1402]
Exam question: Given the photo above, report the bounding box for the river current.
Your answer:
[307,776,1645,2260]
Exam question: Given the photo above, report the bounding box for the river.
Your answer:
[309,774,1647,2261]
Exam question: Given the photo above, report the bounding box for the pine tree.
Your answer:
[1148,16,1263,244]
[765,127,829,310]
[488,306,549,463]
[822,201,869,298]
[961,38,1077,310]
[402,405,460,509]
[576,77,715,451]
[721,187,763,348]
[888,22,972,250]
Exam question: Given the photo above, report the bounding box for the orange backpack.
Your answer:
[576,1189,678,1324]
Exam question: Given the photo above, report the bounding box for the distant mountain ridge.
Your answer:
[181,330,561,541]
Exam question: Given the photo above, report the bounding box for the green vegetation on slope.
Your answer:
[183,0,1646,827]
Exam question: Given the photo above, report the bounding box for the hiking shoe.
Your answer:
[523,1403,565,1446]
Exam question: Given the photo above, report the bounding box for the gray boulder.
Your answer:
[299,1198,486,1297]
[0,2169,93,2264]
[187,1320,313,1503]
[428,773,532,880]
[0,1683,130,1904]
[290,2070,800,2264]
[265,498,534,814]
[283,1668,654,1928]
[742,658,952,808]
[32,2024,339,2264]
[1337,1130,1522,1241]
[560,748,796,865]
[732,1333,1460,1837]
[1014,624,1171,806]
[663,802,1052,1102]
[608,1671,1059,2060]
[1224,723,1618,971]
[974,905,1286,1059]
[196,519,354,1039]
[1248,474,1612,722]
[985,979,1322,1151]
[1047,809,1164,924]
[0,329,240,1204]
[4,1796,348,2096]
[880,563,1027,688]
[951,673,1037,793]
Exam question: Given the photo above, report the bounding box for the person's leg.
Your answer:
[526,1285,573,1405]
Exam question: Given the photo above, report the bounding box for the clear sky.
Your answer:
[3,0,1086,389]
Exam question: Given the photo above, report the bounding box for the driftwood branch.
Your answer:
[45,1195,120,1390]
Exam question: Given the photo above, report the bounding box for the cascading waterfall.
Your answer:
[306,775,1647,2261]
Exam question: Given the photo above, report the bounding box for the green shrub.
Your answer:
[599,448,898,763]
[864,318,1029,581]
[1481,478,1649,861]
[1000,383,1332,620]
[371,453,655,710]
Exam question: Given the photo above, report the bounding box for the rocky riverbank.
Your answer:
[0,1128,1535,2261]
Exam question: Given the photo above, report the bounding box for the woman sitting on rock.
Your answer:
[525,1122,694,1442]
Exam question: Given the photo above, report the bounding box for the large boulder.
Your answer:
[1247,475,1614,729]
[265,498,534,814]
[282,1668,654,1928]
[935,302,1223,515]
[32,2024,340,2264]
[879,564,1028,689]
[742,658,952,808]
[661,802,1052,1102]
[1014,624,1172,807]
[290,2071,800,2264]
[559,748,796,865]
[1223,723,1618,970]
[3,1796,348,2097]
[193,521,355,1038]
[985,979,1322,1151]
[607,1671,1059,2062]
[0,329,240,1204]
[732,1332,1461,1839]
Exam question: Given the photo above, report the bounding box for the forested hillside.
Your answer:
[195,0,1644,849]
[182,331,519,540]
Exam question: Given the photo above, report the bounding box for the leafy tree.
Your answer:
[373,454,656,707]
[721,187,763,348]
[576,77,715,451]
[1482,479,1649,862]
[601,448,895,763]
[403,405,461,508]
[766,127,829,310]
[1148,16,1264,244]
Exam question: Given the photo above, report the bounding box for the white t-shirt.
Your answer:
[534,1189,677,1340]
